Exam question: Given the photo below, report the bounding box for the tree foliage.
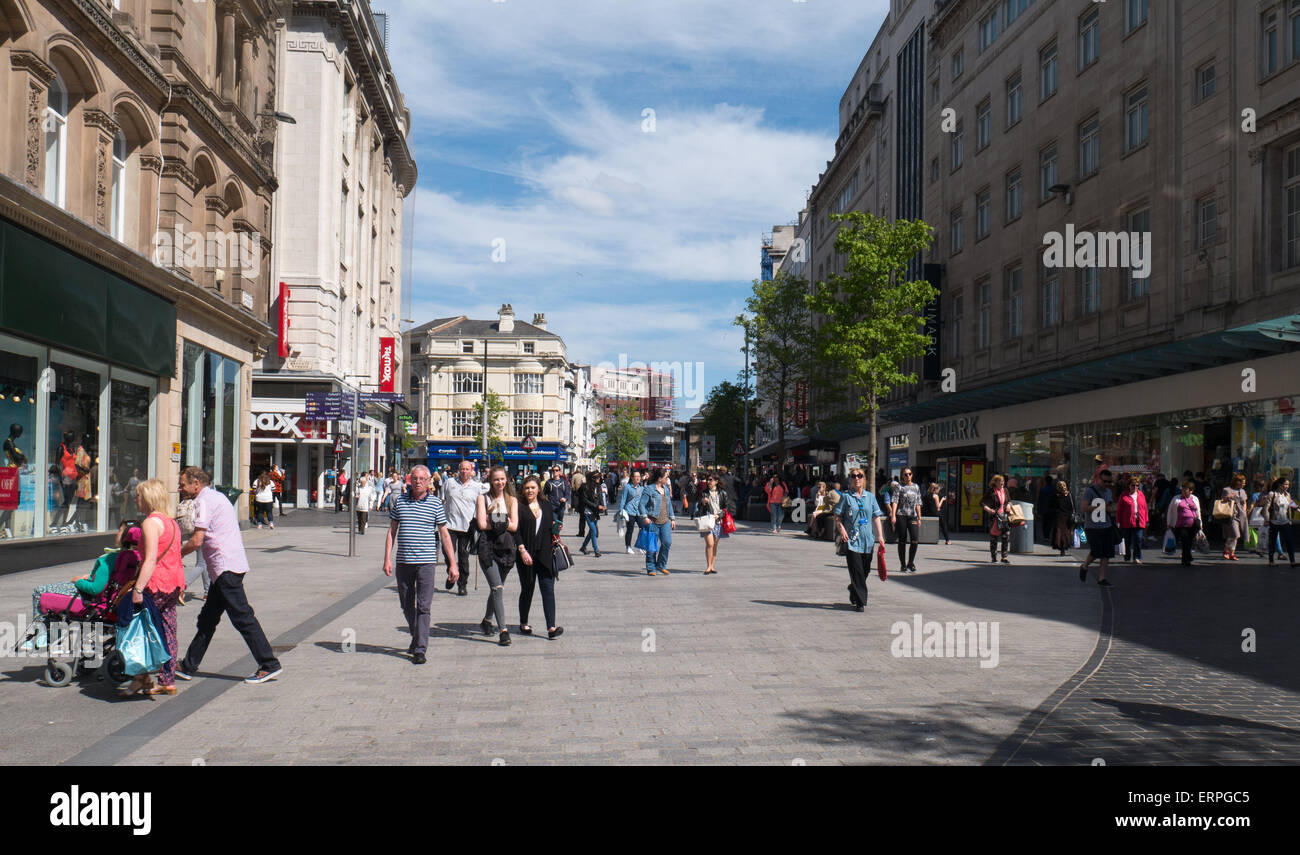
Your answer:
[807,212,937,491]
[593,402,646,465]
[471,392,509,467]
[699,380,758,468]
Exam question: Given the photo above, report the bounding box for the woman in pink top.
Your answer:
[125,478,186,696]
[1164,480,1202,567]
[1116,475,1149,565]
[764,474,787,534]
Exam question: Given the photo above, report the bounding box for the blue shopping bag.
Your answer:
[635,526,659,554]
[117,609,169,676]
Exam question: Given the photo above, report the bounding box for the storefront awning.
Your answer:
[882,315,1300,424]
[747,423,873,459]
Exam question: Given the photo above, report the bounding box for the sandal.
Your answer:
[149,685,177,696]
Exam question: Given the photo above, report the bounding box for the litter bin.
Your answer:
[214,485,244,506]
[1010,500,1034,553]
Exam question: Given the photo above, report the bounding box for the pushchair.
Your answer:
[29,523,142,687]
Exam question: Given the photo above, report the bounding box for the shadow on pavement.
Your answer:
[752,599,862,612]
[314,640,408,660]
[1091,697,1300,736]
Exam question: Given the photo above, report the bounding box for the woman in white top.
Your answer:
[356,474,376,535]
[476,466,519,646]
[1265,476,1296,567]
[253,472,275,529]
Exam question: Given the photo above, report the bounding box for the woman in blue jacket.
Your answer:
[637,468,676,575]
[834,467,886,611]
[619,469,645,553]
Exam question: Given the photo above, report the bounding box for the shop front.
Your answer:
[249,408,333,508]
[0,218,173,559]
[426,441,564,477]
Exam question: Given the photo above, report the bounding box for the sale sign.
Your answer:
[378,337,395,393]
[0,466,18,511]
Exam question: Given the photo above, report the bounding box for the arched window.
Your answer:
[110,130,127,240]
[44,74,68,207]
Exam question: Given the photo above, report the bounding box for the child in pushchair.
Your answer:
[24,520,142,687]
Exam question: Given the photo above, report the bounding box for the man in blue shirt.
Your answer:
[383,465,458,664]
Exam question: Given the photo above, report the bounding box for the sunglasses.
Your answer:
[850,473,865,479]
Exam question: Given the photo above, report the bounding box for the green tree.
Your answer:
[735,271,816,467]
[593,402,646,465]
[471,392,509,467]
[699,380,758,467]
[807,212,937,491]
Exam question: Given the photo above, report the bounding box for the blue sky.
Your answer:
[378,0,890,415]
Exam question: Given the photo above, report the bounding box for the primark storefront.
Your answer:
[882,320,1300,532]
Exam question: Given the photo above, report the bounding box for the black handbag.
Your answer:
[553,537,573,572]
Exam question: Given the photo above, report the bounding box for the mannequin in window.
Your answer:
[73,433,94,531]
[56,430,79,532]
[1,423,26,538]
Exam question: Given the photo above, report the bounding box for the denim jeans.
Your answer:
[1120,526,1143,560]
[645,520,672,571]
[769,504,783,531]
[580,511,599,553]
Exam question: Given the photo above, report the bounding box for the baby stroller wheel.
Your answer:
[44,660,75,688]
[101,650,127,684]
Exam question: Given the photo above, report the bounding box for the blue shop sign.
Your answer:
[426,442,562,461]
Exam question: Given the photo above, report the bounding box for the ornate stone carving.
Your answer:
[1248,147,1265,166]
[161,160,202,192]
[96,145,108,227]
[10,50,57,83]
[139,154,163,175]
[206,194,233,216]
[83,109,122,136]
[26,81,41,188]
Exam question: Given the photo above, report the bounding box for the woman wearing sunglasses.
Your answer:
[834,469,886,612]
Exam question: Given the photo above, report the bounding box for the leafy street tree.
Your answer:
[807,212,937,491]
[471,392,509,467]
[736,271,816,468]
[699,380,758,468]
[594,401,647,466]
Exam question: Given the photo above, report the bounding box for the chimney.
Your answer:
[497,303,514,333]
[532,312,547,330]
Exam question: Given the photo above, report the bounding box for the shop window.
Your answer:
[181,342,240,487]
[0,349,39,541]
[108,377,153,530]
[47,362,103,536]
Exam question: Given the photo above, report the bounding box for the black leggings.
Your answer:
[1174,525,1197,566]
[517,562,557,629]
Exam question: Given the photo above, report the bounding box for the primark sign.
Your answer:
[917,416,980,446]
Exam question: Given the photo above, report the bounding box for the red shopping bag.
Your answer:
[876,543,887,580]
[720,509,737,534]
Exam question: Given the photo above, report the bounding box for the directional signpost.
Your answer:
[522,434,536,474]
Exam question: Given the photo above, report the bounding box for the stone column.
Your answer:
[8,51,56,189]
[82,109,121,231]
[238,31,255,118]
[219,3,236,103]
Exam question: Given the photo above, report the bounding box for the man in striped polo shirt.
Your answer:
[383,465,458,664]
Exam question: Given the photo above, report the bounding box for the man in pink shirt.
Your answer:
[174,467,282,684]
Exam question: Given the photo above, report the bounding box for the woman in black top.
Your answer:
[516,475,562,639]
[1052,480,1075,556]
[577,477,605,557]
[692,473,730,575]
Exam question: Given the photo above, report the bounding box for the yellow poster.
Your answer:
[960,460,985,528]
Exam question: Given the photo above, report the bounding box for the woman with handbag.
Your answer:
[980,475,1012,564]
[833,467,886,612]
[578,476,605,557]
[124,478,186,696]
[693,473,729,575]
[1052,480,1075,556]
[1217,473,1248,561]
[1166,480,1202,567]
[1117,475,1149,565]
[764,474,787,534]
[1265,476,1297,567]
[516,476,562,639]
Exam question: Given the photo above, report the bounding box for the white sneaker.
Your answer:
[627,547,635,554]
[256,524,263,529]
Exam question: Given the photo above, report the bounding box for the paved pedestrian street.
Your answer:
[2,515,1296,765]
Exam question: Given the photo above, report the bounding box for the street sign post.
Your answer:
[732,440,745,459]
[700,434,716,464]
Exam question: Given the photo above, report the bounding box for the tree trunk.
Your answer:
[867,389,878,492]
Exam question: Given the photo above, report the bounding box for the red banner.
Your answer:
[0,466,18,511]
[378,337,396,393]
[277,282,291,358]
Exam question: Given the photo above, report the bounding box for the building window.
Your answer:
[461,341,474,353]
[1005,266,1023,338]
[513,410,544,438]
[1041,265,1060,326]
[1002,0,1031,28]
[1079,115,1100,178]
[1005,168,1023,221]
[1196,63,1217,101]
[44,74,68,209]
[110,131,127,241]
[976,189,991,239]
[950,207,964,254]
[951,120,965,170]
[1079,7,1100,70]
[1080,267,1100,314]
[976,98,992,150]
[979,10,999,53]
[451,410,476,437]
[513,373,544,395]
[1005,71,1023,127]
[1286,144,1300,267]
[1197,195,1217,248]
[950,294,963,357]
[1039,40,1058,101]
[977,280,991,349]
[952,49,964,80]
[930,157,940,184]
[523,341,535,354]
[835,170,860,213]
[181,342,239,488]
[1039,144,1059,201]
[453,372,483,394]
[1125,0,1148,34]
[1125,84,1149,153]
[1263,9,1280,76]
[1127,207,1151,298]
[1291,0,1300,63]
